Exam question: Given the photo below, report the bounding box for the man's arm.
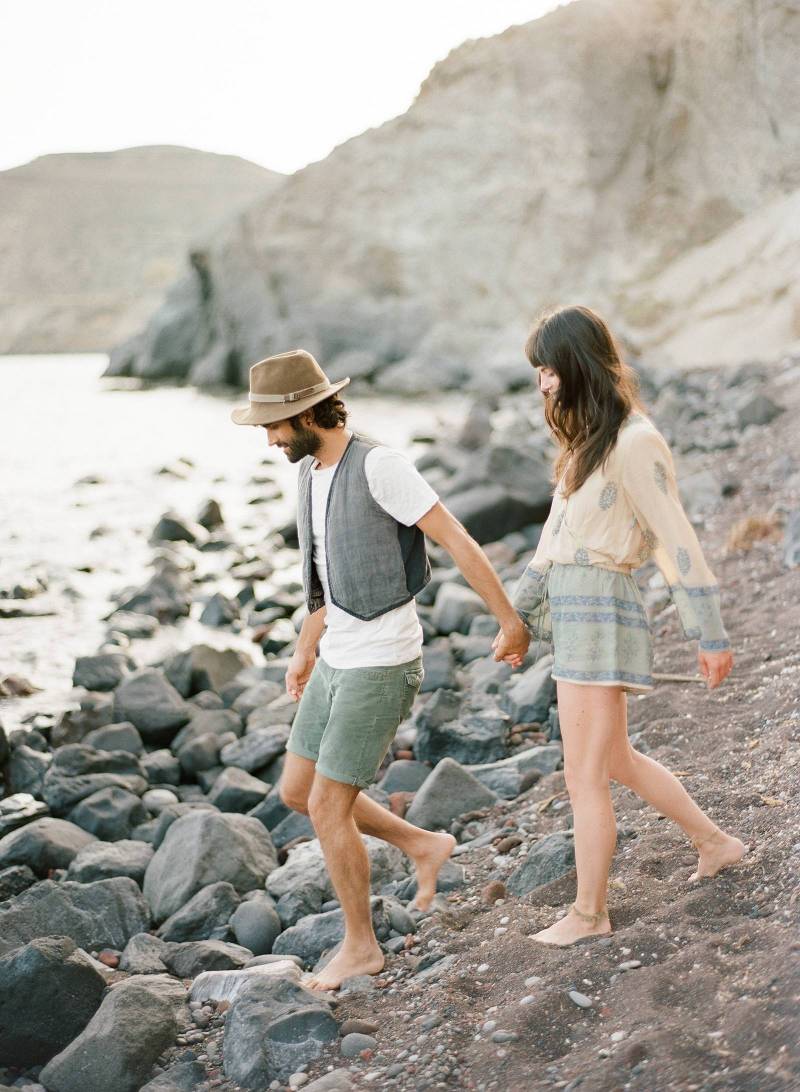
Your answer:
[286,607,327,700]
[416,502,529,666]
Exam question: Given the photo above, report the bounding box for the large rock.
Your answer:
[208,766,271,812]
[39,973,189,1092]
[232,680,284,719]
[189,959,301,1004]
[67,784,149,840]
[421,639,457,692]
[164,644,252,698]
[0,816,96,876]
[220,725,291,772]
[118,932,170,975]
[431,583,486,634]
[5,743,52,797]
[0,936,107,1066]
[414,704,510,766]
[506,832,576,896]
[112,669,191,744]
[139,1060,208,1092]
[446,485,549,545]
[272,897,394,966]
[150,801,218,848]
[162,939,253,977]
[66,839,155,884]
[0,863,38,900]
[266,838,405,927]
[405,757,498,831]
[0,791,50,838]
[41,744,147,816]
[143,810,278,923]
[157,881,241,942]
[269,810,315,851]
[230,896,283,955]
[223,977,338,1087]
[467,744,562,799]
[82,720,144,755]
[170,707,244,751]
[72,653,132,692]
[503,655,557,725]
[377,759,431,795]
[0,877,150,957]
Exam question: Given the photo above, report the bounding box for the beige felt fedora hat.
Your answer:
[231,349,350,427]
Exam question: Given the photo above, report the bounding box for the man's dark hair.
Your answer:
[293,394,348,430]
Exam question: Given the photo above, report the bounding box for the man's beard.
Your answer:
[285,423,322,463]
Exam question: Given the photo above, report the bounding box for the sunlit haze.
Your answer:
[2,0,566,174]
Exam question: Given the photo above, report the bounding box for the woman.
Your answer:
[495,305,746,946]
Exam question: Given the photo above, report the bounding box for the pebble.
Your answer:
[519,995,536,1006]
[491,1030,518,1044]
[341,1032,378,1057]
[340,1018,380,1037]
[480,880,507,905]
[288,1074,309,1089]
[619,960,643,971]
[481,1020,497,1033]
[476,963,490,975]
[568,990,593,1009]
[611,1031,626,1042]
[525,975,543,987]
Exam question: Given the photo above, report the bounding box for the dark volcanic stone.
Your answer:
[0,935,107,1066]
[0,816,96,876]
[506,832,576,896]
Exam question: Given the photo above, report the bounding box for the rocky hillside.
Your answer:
[107,0,800,390]
[0,146,282,353]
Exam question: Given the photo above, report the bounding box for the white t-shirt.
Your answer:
[311,446,439,669]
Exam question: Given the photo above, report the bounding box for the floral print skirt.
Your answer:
[547,562,654,693]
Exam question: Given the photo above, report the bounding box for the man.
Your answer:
[232,349,529,990]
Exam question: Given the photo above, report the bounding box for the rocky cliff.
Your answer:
[107,0,800,391]
[0,146,281,353]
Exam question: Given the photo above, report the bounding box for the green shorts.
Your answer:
[286,655,424,789]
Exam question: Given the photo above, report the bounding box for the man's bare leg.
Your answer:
[304,774,384,991]
[280,753,455,911]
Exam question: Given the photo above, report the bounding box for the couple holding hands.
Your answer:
[231,305,745,992]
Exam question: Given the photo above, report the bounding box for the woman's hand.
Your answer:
[492,619,530,668]
[698,648,733,689]
[285,648,317,701]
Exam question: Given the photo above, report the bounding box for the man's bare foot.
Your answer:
[531,905,611,947]
[409,831,457,911]
[690,830,747,882]
[305,943,385,992]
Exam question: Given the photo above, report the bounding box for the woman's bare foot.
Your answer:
[305,942,385,992]
[531,905,612,947]
[690,830,747,882]
[409,831,457,911]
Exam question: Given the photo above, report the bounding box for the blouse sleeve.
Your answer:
[619,427,730,652]
[511,496,557,630]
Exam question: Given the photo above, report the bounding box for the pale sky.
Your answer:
[1,0,565,175]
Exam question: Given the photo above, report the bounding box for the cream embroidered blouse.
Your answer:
[513,411,730,651]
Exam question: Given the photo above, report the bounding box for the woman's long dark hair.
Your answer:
[525,305,646,496]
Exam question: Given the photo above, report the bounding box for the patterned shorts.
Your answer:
[547,563,654,693]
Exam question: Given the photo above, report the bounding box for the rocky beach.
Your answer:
[1,349,798,1091]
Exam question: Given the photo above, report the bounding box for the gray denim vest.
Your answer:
[297,434,431,621]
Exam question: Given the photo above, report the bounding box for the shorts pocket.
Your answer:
[403,669,424,688]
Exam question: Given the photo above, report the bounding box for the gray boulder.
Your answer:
[503,655,557,725]
[150,801,218,848]
[405,758,498,831]
[118,932,170,974]
[737,392,783,428]
[414,704,510,765]
[157,881,241,942]
[0,876,150,957]
[200,591,239,626]
[230,896,283,955]
[0,817,96,876]
[446,485,549,545]
[223,977,338,1087]
[82,721,143,755]
[68,784,149,841]
[171,707,243,751]
[0,936,107,1066]
[150,510,206,544]
[66,839,154,885]
[269,810,315,850]
[232,680,284,719]
[175,731,225,776]
[0,863,38,900]
[377,759,431,794]
[467,744,562,799]
[41,744,148,816]
[431,583,486,634]
[506,832,576,896]
[6,743,52,797]
[72,653,132,692]
[39,973,188,1092]
[208,766,271,812]
[421,639,457,692]
[248,786,291,831]
[139,1060,208,1092]
[272,897,394,966]
[163,939,253,977]
[144,810,278,923]
[220,725,291,772]
[164,643,252,698]
[112,669,191,744]
[247,694,298,729]
[141,748,181,785]
[0,791,49,837]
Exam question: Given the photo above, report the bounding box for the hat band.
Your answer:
[249,380,330,404]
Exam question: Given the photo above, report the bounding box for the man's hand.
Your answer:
[286,648,317,701]
[698,648,733,689]
[492,619,530,668]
